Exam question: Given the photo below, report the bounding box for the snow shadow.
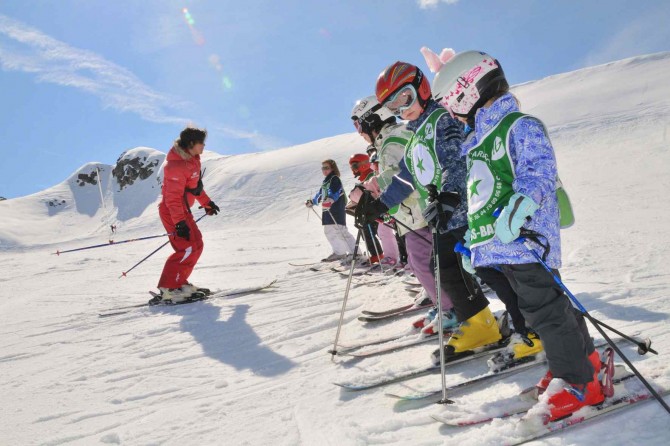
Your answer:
[574,291,667,324]
[178,302,296,377]
[67,180,102,217]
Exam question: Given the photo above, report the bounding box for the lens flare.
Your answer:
[209,54,223,71]
[182,7,205,45]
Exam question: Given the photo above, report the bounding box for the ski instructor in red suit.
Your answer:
[157,127,219,303]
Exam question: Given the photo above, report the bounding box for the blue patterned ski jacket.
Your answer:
[462,93,562,269]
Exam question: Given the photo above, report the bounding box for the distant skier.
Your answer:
[110,224,116,234]
[305,159,356,262]
[157,127,219,302]
[368,145,409,266]
[347,153,385,265]
[433,50,602,420]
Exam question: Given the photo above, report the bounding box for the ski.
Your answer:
[353,268,406,287]
[385,354,546,401]
[289,258,346,267]
[334,265,380,278]
[431,365,637,427]
[336,329,421,353]
[98,279,278,317]
[361,299,431,317]
[289,261,328,267]
[385,339,615,401]
[223,279,278,299]
[342,332,443,358]
[352,275,394,288]
[401,278,421,287]
[505,385,669,446]
[357,303,432,323]
[333,338,511,391]
[335,329,436,355]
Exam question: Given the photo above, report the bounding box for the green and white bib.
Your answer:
[404,108,448,211]
[466,112,575,247]
[466,112,522,247]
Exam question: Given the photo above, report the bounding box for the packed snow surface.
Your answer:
[1,52,670,445]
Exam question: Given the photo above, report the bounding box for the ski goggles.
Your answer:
[353,121,373,143]
[383,84,418,116]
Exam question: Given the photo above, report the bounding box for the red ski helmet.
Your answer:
[349,153,370,176]
[375,62,431,109]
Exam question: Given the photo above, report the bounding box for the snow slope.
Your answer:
[1,52,669,445]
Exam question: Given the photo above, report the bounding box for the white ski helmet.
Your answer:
[432,50,508,119]
[351,95,395,138]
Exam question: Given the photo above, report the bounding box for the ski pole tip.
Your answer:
[637,338,657,355]
[436,398,455,405]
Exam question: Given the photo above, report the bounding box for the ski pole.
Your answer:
[520,230,670,416]
[119,214,207,278]
[310,206,323,223]
[53,232,175,255]
[455,239,656,356]
[426,184,454,405]
[391,217,432,245]
[328,228,363,359]
[119,241,169,278]
[367,223,385,274]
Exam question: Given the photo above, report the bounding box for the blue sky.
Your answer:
[1,0,669,199]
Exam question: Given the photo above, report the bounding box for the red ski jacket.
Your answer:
[160,145,211,225]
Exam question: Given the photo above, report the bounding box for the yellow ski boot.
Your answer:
[487,331,544,372]
[430,306,503,364]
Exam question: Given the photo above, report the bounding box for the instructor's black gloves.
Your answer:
[175,220,190,240]
[204,201,220,216]
[422,191,460,230]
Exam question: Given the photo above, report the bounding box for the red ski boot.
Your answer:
[546,371,605,421]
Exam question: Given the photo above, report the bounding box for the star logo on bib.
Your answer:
[467,160,495,213]
[417,157,425,174]
[469,178,482,197]
[412,143,436,186]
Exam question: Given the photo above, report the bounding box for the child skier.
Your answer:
[157,127,219,303]
[357,62,502,356]
[350,95,454,334]
[432,50,602,420]
[306,159,356,261]
[347,153,385,264]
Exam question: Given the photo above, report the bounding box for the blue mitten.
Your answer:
[460,230,475,274]
[495,193,540,244]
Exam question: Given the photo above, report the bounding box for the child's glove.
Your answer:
[495,193,539,243]
[460,230,475,274]
[422,191,460,230]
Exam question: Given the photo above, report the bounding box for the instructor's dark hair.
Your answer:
[177,127,207,149]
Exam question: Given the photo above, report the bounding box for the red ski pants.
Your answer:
[157,206,204,289]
